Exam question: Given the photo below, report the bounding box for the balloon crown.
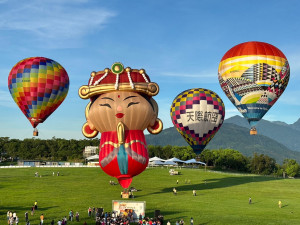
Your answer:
[78,62,159,99]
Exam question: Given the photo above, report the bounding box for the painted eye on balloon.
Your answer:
[127,102,139,108]
[100,103,111,108]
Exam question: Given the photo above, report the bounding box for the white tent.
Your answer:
[166,157,185,163]
[184,159,206,165]
[86,154,99,161]
[149,160,166,165]
[164,160,178,166]
[149,156,165,162]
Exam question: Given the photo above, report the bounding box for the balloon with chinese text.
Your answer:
[170,88,225,154]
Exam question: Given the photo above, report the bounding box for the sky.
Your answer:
[0,0,300,140]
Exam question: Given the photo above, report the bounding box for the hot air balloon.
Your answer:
[8,57,69,136]
[218,41,290,135]
[170,88,225,154]
[79,62,163,190]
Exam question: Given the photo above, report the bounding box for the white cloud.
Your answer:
[0,1,115,47]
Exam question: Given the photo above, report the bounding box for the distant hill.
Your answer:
[225,116,300,152]
[291,118,300,131]
[145,117,300,164]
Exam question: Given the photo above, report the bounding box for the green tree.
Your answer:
[283,159,300,177]
[250,153,276,175]
[199,149,216,166]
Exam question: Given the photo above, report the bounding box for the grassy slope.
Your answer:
[1,167,300,225]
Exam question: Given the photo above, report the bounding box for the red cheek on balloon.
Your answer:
[118,95,120,98]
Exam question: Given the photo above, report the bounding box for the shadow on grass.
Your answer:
[139,175,279,196]
[0,205,59,216]
[146,210,188,221]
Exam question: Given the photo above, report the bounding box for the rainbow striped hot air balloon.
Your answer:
[8,57,69,136]
[218,41,290,135]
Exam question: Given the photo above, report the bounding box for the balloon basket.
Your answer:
[122,190,129,199]
[33,131,39,136]
[250,129,257,135]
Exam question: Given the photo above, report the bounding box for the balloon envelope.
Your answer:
[218,41,290,132]
[8,57,69,128]
[99,129,149,189]
[170,88,225,154]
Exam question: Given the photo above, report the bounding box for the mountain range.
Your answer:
[145,116,300,164]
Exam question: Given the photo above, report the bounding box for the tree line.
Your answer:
[0,137,99,162]
[0,137,299,177]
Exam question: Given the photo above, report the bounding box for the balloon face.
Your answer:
[87,91,157,133]
[170,88,225,154]
[218,42,289,130]
[8,57,69,128]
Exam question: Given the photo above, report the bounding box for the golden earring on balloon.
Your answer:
[147,118,163,134]
[82,122,99,138]
[82,101,99,138]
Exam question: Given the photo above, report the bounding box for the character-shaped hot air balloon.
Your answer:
[79,62,163,189]
[170,88,225,154]
[218,41,290,135]
[8,57,69,136]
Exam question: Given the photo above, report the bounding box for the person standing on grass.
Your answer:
[26,221,30,225]
[93,207,96,217]
[9,216,14,225]
[40,214,44,224]
[69,210,73,221]
[278,200,282,208]
[88,207,92,217]
[249,197,252,204]
[25,211,29,222]
[51,220,55,225]
[13,211,16,221]
[173,188,177,195]
[193,190,196,196]
[167,221,171,225]
[190,217,193,225]
[76,212,80,222]
[15,216,19,225]
[34,201,38,210]
[180,218,184,225]
[31,206,35,216]
[57,220,62,225]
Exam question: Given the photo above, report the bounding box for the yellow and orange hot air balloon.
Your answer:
[218,41,290,135]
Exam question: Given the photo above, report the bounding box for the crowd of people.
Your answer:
[93,209,164,225]
[7,205,162,225]
[6,211,19,225]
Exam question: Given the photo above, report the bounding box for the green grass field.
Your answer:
[1,167,300,225]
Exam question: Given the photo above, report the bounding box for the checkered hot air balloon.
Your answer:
[218,41,290,135]
[170,88,225,154]
[8,57,69,136]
